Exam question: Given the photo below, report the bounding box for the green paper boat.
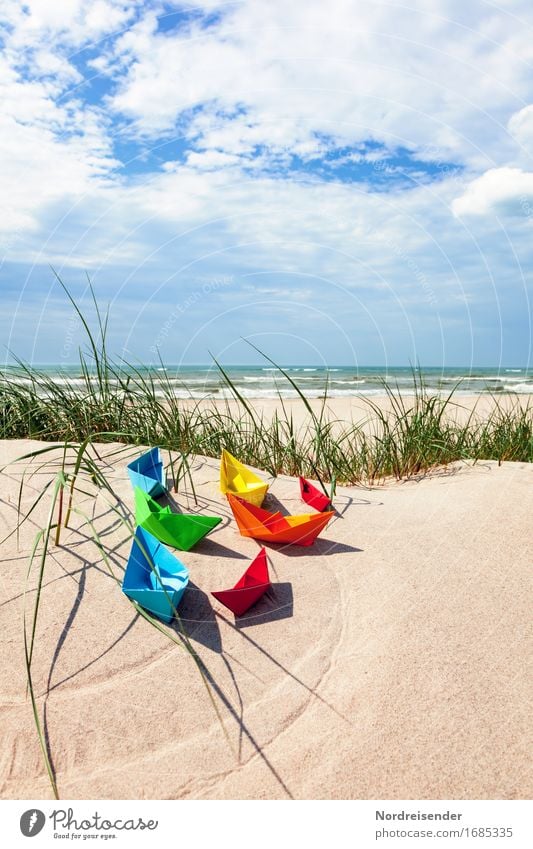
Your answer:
[134,486,222,550]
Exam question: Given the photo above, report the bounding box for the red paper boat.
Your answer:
[211,547,271,616]
[299,476,331,512]
[227,493,334,547]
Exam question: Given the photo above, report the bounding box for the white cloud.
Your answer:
[0,3,138,244]
[0,79,118,240]
[508,103,533,154]
[2,0,142,48]
[452,166,533,216]
[101,0,533,170]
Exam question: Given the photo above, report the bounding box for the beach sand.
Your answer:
[177,393,533,432]
[0,436,531,800]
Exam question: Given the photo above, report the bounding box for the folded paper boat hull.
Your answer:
[299,476,331,512]
[127,446,166,497]
[134,487,221,550]
[212,547,271,616]
[220,449,269,506]
[227,494,334,546]
[122,526,189,623]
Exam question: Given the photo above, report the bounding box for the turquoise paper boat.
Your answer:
[122,526,189,623]
[127,446,166,497]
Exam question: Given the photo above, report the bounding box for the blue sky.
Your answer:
[1,0,533,366]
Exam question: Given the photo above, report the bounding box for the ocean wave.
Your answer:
[161,377,220,385]
[439,375,526,382]
[330,379,366,385]
[147,387,400,399]
[242,375,320,382]
[242,375,282,382]
[502,382,533,393]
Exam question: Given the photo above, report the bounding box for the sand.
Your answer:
[0,437,531,800]
[176,392,533,432]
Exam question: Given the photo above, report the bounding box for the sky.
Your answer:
[1,0,533,367]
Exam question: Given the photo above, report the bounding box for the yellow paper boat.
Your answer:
[220,449,269,507]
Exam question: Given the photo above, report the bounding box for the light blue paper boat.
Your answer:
[122,526,189,623]
[127,446,166,497]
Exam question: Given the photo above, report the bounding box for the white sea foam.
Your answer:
[502,382,533,393]
[440,375,523,382]
[242,375,281,382]
[169,377,219,385]
[149,387,394,399]
[331,379,366,385]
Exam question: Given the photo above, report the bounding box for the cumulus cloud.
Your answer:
[0,1,143,244]
[101,0,532,169]
[452,167,533,216]
[1,0,142,48]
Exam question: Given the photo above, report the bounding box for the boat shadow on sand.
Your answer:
[174,580,294,651]
[266,491,383,521]
[174,581,223,653]
[232,582,293,629]
[171,578,348,793]
[271,537,363,557]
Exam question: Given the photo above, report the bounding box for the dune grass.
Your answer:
[2,282,532,479]
[2,356,532,481]
[2,282,532,798]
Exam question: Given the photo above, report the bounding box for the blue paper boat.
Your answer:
[122,526,189,623]
[127,446,166,497]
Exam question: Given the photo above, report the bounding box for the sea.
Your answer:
[2,365,532,398]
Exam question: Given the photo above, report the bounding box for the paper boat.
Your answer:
[211,547,271,616]
[134,487,222,550]
[127,446,166,497]
[220,448,269,506]
[227,493,334,547]
[299,476,331,512]
[122,526,189,623]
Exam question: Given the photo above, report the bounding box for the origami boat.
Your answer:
[127,446,166,497]
[299,476,331,512]
[227,493,334,547]
[134,487,222,550]
[211,547,271,616]
[122,526,189,623]
[220,448,269,506]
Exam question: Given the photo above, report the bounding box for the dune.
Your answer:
[0,438,531,800]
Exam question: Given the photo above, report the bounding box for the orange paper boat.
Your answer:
[227,493,334,547]
[211,547,271,616]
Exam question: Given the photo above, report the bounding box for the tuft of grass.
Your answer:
[2,281,531,481]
